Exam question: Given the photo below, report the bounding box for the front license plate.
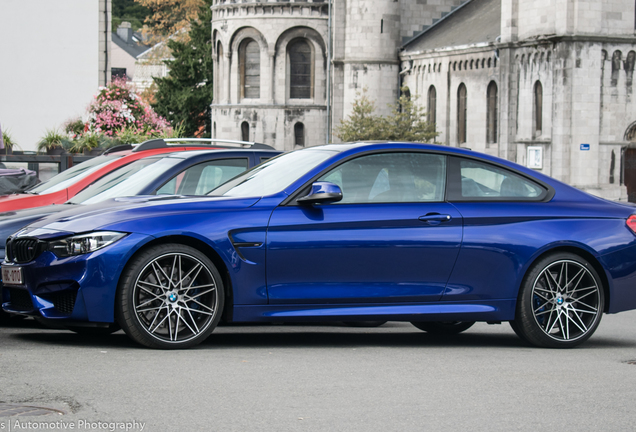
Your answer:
[1,266,23,285]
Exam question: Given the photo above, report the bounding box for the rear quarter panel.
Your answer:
[445,201,636,316]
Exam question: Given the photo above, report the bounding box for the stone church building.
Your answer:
[210,0,636,201]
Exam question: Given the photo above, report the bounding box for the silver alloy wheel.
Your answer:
[531,259,601,342]
[132,252,219,344]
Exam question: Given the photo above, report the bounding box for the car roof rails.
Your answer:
[103,144,134,154]
[133,138,275,152]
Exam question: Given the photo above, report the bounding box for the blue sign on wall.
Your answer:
[580,144,590,151]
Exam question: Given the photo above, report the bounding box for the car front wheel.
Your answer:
[512,252,604,348]
[117,244,224,349]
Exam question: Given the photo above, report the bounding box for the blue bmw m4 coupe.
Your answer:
[3,142,636,349]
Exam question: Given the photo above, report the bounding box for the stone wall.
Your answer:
[211,0,329,148]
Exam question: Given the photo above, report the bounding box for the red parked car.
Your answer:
[0,139,270,212]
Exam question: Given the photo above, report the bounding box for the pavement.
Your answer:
[1,313,636,431]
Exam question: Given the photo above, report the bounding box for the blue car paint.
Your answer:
[3,142,636,328]
[0,148,279,254]
[0,149,280,312]
[445,201,636,311]
[266,202,463,303]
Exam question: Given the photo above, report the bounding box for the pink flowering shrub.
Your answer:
[86,77,171,138]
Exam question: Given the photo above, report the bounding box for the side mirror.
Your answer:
[297,181,343,205]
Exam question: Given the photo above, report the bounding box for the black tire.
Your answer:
[512,252,604,348]
[67,323,121,336]
[116,244,224,349]
[411,321,475,334]
[342,321,387,327]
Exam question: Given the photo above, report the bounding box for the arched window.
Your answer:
[216,42,224,102]
[627,51,636,86]
[534,81,543,136]
[457,84,467,144]
[486,81,498,144]
[294,122,305,147]
[213,122,217,139]
[427,85,437,126]
[611,50,622,86]
[241,121,250,141]
[289,39,312,99]
[240,39,260,99]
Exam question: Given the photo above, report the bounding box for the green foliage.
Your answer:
[113,126,150,145]
[68,133,107,153]
[335,87,439,143]
[113,0,151,32]
[64,118,85,138]
[37,129,71,152]
[1,128,19,151]
[152,0,213,137]
[333,88,383,142]
[382,90,439,142]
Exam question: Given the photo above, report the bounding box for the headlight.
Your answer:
[48,231,127,258]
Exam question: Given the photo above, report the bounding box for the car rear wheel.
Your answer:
[411,321,475,334]
[117,244,224,349]
[512,252,604,348]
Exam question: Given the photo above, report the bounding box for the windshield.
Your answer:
[28,155,120,194]
[69,156,183,204]
[210,149,337,197]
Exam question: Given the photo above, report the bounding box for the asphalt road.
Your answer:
[1,313,636,432]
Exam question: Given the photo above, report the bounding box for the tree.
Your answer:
[151,0,213,137]
[113,0,152,32]
[333,88,384,142]
[134,0,205,43]
[335,87,439,143]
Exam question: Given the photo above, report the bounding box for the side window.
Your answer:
[156,159,249,196]
[317,152,446,204]
[448,157,545,200]
[156,173,183,195]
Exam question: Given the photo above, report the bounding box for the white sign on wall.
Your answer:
[527,146,543,169]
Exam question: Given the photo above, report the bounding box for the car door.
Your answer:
[266,151,463,304]
[443,155,553,303]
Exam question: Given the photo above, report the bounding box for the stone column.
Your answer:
[268,49,276,104]
[224,51,232,104]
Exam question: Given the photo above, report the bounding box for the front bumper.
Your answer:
[2,233,148,323]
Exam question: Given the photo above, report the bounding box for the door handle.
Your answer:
[418,214,452,225]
